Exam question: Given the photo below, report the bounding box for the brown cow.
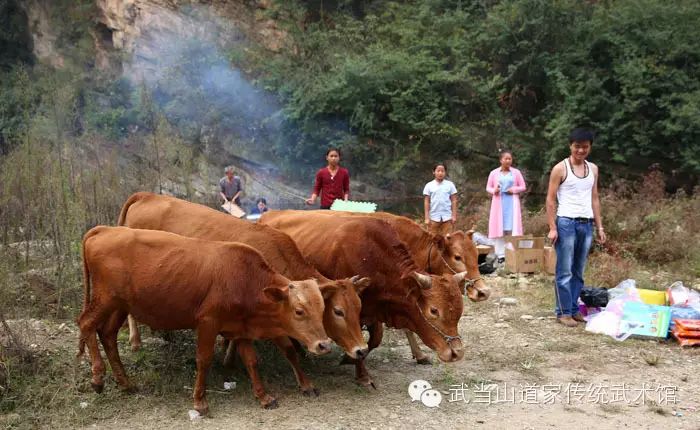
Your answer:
[117,192,369,396]
[78,226,332,414]
[259,212,468,387]
[263,210,491,364]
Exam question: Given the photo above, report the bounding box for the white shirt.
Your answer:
[557,159,595,219]
[423,179,457,222]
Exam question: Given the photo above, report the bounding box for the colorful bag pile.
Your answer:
[670,319,700,347]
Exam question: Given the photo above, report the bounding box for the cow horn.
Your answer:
[411,272,432,290]
[453,271,467,283]
[350,275,361,283]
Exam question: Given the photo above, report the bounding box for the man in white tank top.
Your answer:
[545,128,607,327]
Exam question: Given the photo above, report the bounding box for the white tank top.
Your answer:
[557,158,595,219]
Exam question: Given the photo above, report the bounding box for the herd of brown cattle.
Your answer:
[77,192,491,415]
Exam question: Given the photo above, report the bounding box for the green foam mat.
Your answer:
[330,200,377,213]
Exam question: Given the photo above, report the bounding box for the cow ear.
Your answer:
[318,282,339,300]
[432,234,446,250]
[466,229,475,240]
[410,271,432,290]
[264,285,289,303]
[351,276,371,295]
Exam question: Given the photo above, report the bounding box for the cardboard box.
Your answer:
[505,236,545,273]
[476,245,494,256]
[543,246,556,275]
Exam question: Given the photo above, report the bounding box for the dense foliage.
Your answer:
[255,0,700,186]
[3,0,699,186]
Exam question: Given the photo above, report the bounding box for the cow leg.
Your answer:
[272,337,319,397]
[193,320,219,416]
[236,339,278,409]
[353,323,384,389]
[127,315,142,352]
[77,302,114,393]
[404,330,432,365]
[99,311,135,392]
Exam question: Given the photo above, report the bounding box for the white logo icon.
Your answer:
[408,380,442,408]
[420,389,443,408]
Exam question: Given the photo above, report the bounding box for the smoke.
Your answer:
[122,4,283,156]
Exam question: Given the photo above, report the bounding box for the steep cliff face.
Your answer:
[95,0,287,75]
[22,0,64,68]
[21,0,289,73]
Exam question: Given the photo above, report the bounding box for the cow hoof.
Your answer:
[302,387,320,397]
[415,356,432,365]
[130,342,141,352]
[263,398,278,409]
[356,378,377,390]
[339,355,355,366]
[91,382,104,394]
[195,405,209,417]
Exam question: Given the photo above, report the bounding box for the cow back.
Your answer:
[119,192,323,281]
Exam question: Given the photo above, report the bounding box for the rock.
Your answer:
[520,315,534,320]
[494,323,510,329]
[188,410,202,421]
[499,298,518,306]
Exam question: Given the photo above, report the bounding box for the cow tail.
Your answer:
[117,192,142,226]
[78,229,96,359]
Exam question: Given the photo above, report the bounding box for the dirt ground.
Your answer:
[2,273,699,430]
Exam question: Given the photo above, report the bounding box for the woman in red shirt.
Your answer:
[305,147,350,209]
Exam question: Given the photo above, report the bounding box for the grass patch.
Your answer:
[541,341,581,353]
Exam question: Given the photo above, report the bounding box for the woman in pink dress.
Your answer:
[486,150,527,260]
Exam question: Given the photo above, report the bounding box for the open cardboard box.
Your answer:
[505,235,545,273]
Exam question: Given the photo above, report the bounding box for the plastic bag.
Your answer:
[585,311,637,341]
[580,287,609,307]
[667,281,700,307]
[671,328,700,346]
[675,319,700,331]
[607,279,639,301]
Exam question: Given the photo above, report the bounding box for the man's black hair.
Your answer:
[569,128,595,143]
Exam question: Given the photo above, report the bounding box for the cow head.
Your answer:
[263,278,332,355]
[432,231,468,274]
[461,230,491,302]
[318,275,371,359]
[403,272,465,363]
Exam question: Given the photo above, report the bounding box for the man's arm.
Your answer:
[231,178,242,202]
[219,180,228,202]
[424,195,431,225]
[450,193,458,223]
[546,162,564,243]
[590,163,606,244]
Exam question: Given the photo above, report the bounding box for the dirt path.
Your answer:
[3,274,699,429]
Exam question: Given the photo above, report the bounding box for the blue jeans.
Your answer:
[554,217,593,317]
